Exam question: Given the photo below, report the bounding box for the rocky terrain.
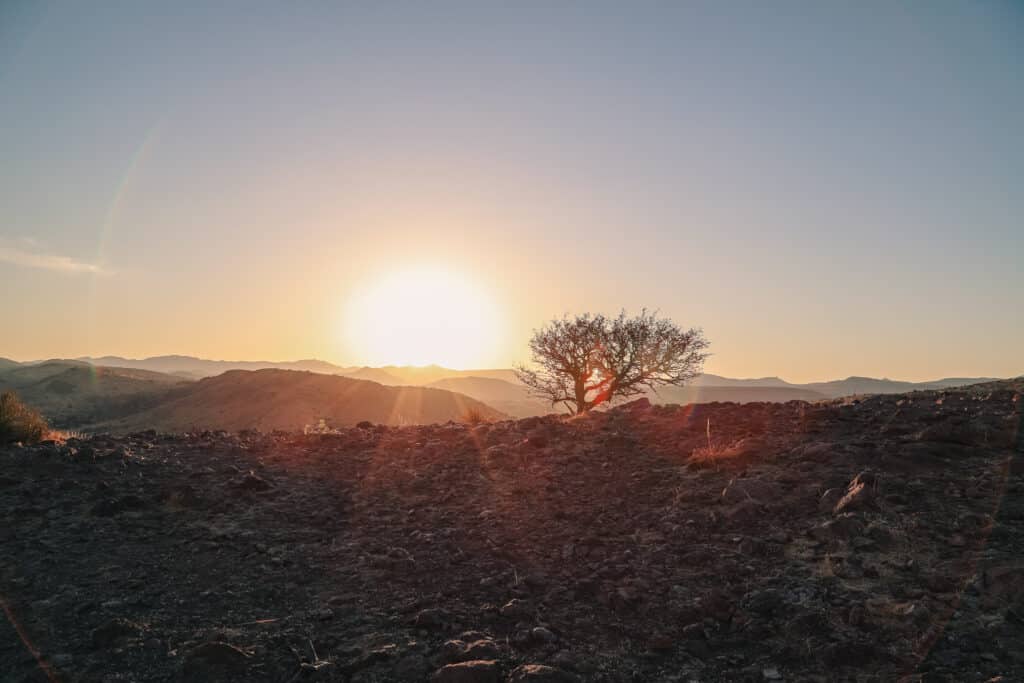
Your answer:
[1,379,1022,682]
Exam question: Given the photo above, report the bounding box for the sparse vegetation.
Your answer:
[516,310,709,414]
[460,407,490,425]
[688,418,730,468]
[0,391,49,444]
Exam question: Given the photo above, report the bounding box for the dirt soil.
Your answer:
[2,380,1022,682]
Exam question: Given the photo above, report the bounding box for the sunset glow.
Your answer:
[342,266,503,368]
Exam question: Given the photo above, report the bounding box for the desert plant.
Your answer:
[461,407,489,425]
[0,391,49,444]
[516,310,709,414]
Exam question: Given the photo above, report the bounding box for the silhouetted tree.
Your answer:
[516,311,709,414]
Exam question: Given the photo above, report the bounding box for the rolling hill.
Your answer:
[690,373,794,388]
[99,369,505,433]
[52,356,1010,398]
[76,355,355,379]
[801,375,1001,398]
[342,367,406,385]
[0,360,191,426]
[380,365,522,385]
[3,356,1011,430]
[645,384,827,405]
[426,376,549,417]
[426,376,831,418]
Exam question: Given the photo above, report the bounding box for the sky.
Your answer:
[1,1,1022,382]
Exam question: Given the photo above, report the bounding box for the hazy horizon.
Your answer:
[0,351,1016,386]
[3,2,1022,383]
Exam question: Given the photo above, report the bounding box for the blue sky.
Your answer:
[1,2,1021,380]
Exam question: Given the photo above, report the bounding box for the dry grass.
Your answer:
[41,428,86,443]
[460,407,491,425]
[687,417,752,470]
[0,391,49,444]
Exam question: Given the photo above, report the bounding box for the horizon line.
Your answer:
[1,353,1017,386]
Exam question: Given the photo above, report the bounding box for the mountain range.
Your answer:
[0,355,1011,432]
[100,369,502,433]
[62,355,1002,395]
[73,355,354,380]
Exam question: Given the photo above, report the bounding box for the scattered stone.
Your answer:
[682,623,704,640]
[721,478,782,505]
[531,626,557,643]
[90,495,147,517]
[723,498,763,523]
[233,472,271,492]
[465,639,501,660]
[526,433,549,449]
[818,488,842,512]
[393,653,431,680]
[181,642,251,679]
[500,599,532,620]
[431,659,500,683]
[833,471,876,514]
[415,608,450,629]
[91,618,144,649]
[507,663,580,682]
[2,378,1022,681]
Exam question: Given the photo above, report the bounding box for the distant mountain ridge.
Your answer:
[2,356,1013,429]
[99,369,504,432]
[0,360,190,427]
[73,355,354,379]
[52,355,1007,396]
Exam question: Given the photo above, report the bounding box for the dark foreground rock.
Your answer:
[1,379,1022,682]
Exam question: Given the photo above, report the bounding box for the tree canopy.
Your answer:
[515,310,709,414]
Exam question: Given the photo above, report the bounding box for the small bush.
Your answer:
[461,407,489,425]
[0,391,49,444]
[687,418,744,470]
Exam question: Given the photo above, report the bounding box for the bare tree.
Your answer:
[516,310,709,414]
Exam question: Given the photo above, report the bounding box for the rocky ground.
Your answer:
[1,380,1022,683]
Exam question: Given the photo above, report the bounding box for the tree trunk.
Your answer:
[574,377,588,414]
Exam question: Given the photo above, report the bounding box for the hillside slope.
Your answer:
[100,369,504,432]
[53,356,1010,396]
[383,365,523,385]
[648,384,827,404]
[343,366,406,385]
[427,378,830,418]
[803,376,995,398]
[77,355,354,379]
[427,376,550,417]
[0,361,189,426]
[1,380,1020,681]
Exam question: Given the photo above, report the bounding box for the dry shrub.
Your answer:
[0,391,49,444]
[687,418,752,470]
[461,407,490,426]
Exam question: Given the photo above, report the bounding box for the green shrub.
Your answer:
[0,391,49,444]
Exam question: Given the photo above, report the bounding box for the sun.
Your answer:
[342,266,503,368]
